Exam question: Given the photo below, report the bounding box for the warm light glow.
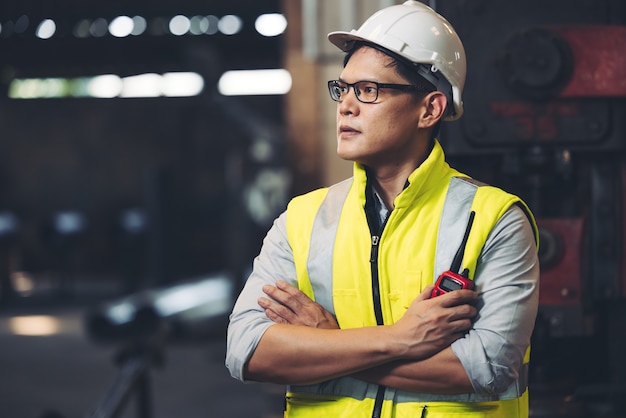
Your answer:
[11,271,35,296]
[255,14,287,37]
[9,316,60,336]
[218,69,292,96]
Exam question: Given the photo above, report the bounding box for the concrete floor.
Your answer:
[0,295,284,418]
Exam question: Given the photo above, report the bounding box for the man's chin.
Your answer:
[337,154,360,164]
[336,146,360,162]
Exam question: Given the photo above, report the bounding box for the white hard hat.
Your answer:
[328,0,466,121]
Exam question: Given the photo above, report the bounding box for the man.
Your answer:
[226,1,539,417]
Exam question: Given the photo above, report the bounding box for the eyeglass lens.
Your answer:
[329,81,378,103]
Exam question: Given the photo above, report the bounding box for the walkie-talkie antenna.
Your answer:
[450,211,476,275]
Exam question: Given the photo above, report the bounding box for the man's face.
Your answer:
[335,46,428,169]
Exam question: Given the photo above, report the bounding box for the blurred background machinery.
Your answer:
[437,0,626,415]
[0,0,289,297]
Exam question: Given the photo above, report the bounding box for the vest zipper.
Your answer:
[370,215,389,418]
[372,386,385,418]
[370,234,384,325]
[369,213,389,325]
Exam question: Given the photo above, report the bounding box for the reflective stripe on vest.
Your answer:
[285,174,535,412]
[436,177,539,280]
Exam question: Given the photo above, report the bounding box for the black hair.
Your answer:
[342,42,436,93]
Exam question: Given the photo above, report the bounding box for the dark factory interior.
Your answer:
[0,0,625,417]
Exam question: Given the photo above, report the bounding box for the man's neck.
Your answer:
[368,153,431,209]
[368,165,414,210]
[363,137,434,210]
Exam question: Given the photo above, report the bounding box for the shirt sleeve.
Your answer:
[225,211,296,382]
[451,204,539,395]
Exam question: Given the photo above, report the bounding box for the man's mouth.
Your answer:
[339,125,360,135]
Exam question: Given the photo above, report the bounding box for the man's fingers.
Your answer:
[259,283,339,329]
[275,280,315,305]
[453,318,474,333]
[265,280,318,313]
[262,283,302,311]
[259,296,296,321]
[437,289,478,307]
[264,308,289,324]
[417,285,434,301]
[450,303,477,321]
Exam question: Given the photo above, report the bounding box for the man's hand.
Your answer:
[391,285,478,360]
[258,280,477,360]
[258,280,339,329]
[249,281,477,388]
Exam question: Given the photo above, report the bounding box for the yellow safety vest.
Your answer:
[285,142,538,418]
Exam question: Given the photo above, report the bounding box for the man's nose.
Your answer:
[338,87,359,114]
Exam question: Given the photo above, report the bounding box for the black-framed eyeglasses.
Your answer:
[327,80,433,103]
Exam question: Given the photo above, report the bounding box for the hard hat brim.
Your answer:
[327,30,369,53]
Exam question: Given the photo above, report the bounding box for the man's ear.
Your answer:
[418,92,447,128]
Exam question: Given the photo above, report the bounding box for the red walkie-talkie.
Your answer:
[432,211,476,298]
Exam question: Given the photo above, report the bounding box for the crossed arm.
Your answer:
[245,279,477,394]
[226,207,539,395]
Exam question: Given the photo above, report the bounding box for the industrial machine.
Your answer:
[437,0,626,415]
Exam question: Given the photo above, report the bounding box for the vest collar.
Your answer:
[353,139,452,209]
